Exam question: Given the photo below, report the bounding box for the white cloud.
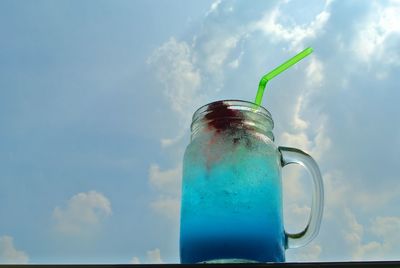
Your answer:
[282,165,308,204]
[147,37,207,147]
[344,209,364,249]
[228,51,243,69]
[310,120,331,161]
[352,1,400,66]
[147,38,202,124]
[146,248,163,264]
[149,164,181,195]
[201,35,241,74]
[370,216,400,239]
[306,56,324,87]
[287,242,322,261]
[353,185,400,212]
[253,1,331,50]
[130,256,141,264]
[284,203,311,232]
[281,131,312,151]
[160,133,186,148]
[206,0,222,16]
[292,95,309,130]
[318,171,400,261]
[0,236,29,264]
[131,248,163,264]
[322,171,349,218]
[346,213,400,261]
[356,216,400,260]
[279,100,331,163]
[52,191,112,236]
[148,164,181,221]
[150,196,180,221]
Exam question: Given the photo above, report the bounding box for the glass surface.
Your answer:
[181,126,285,263]
[180,100,324,263]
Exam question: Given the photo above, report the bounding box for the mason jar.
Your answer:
[180,100,324,263]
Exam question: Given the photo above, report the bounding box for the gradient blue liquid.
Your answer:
[180,131,286,263]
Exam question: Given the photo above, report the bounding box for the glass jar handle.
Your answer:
[279,146,324,249]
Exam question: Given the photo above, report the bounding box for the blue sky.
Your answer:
[0,0,399,264]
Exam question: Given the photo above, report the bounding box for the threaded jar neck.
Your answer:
[191,100,274,141]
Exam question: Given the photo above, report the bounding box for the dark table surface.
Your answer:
[2,262,400,268]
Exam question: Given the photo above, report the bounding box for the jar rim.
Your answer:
[192,99,273,124]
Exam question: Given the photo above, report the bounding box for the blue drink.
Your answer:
[180,100,324,263]
[181,131,285,263]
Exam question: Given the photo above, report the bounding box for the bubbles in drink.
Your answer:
[180,108,285,263]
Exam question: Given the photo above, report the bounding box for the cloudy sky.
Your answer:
[1,0,400,264]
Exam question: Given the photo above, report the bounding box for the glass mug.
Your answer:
[180,100,324,263]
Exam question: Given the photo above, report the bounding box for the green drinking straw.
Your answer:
[255,47,313,105]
